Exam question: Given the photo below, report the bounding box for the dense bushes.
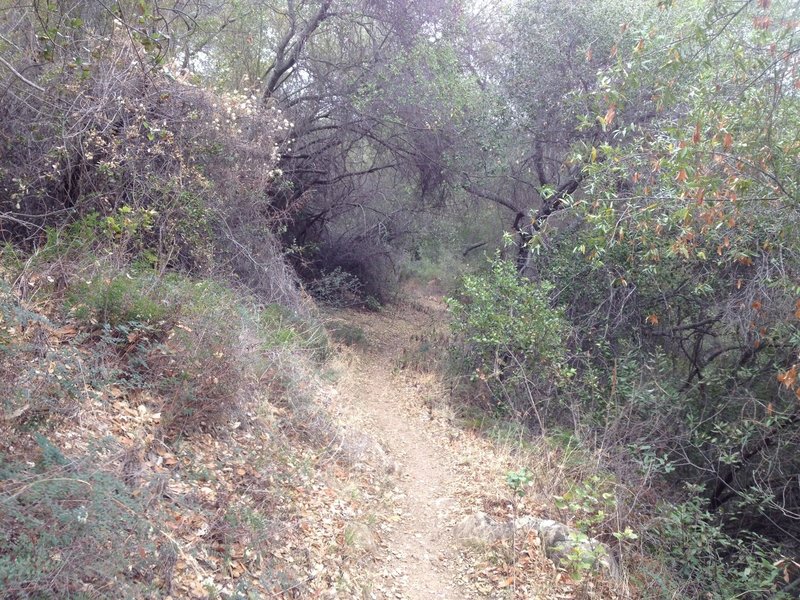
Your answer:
[447,0,800,593]
[0,0,335,447]
[0,0,305,309]
[447,256,569,425]
[650,490,785,599]
[449,250,798,597]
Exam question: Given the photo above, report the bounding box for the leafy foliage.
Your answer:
[0,0,303,308]
[2,0,800,595]
[448,257,569,422]
[654,485,787,599]
[66,274,176,329]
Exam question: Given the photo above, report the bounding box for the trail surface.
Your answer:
[333,294,473,599]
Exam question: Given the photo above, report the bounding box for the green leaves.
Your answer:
[448,256,567,372]
[505,468,533,497]
[554,475,617,535]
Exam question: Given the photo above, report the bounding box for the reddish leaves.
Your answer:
[723,132,733,150]
[692,122,702,144]
[753,16,772,30]
[604,104,617,125]
[777,365,798,389]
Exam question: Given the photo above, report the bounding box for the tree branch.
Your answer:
[0,55,45,93]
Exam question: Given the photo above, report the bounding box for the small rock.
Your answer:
[453,512,620,579]
[453,511,511,546]
[534,518,619,579]
[345,522,379,554]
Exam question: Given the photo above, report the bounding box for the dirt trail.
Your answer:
[333,295,476,600]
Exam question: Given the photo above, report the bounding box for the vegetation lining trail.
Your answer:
[3,0,798,594]
[328,290,574,599]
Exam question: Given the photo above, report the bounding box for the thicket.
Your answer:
[447,257,570,427]
[0,0,304,308]
[0,2,335,595]
[447,0,800,597]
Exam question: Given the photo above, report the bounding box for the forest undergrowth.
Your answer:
[0,255,626,599]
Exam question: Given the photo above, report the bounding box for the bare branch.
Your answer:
[0,55,45,93]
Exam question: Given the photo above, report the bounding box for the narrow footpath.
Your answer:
[334,295,472,599]
[326,291,571,599]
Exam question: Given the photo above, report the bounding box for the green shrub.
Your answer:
[0,437,164,598]
[137,278,326,436]
[651,484,788,599]
[5,261,325,441]
[0,280,109,424]
[554,474,618,535]
[259,303,330,359]
[447,256,569,414]
[149,319,243,437]
[122,279,246,437]
[66,273,176,329]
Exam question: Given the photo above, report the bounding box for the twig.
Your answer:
[3,477,92,501]
[0,55,45,93]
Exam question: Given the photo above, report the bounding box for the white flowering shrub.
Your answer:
[0,2,303,306]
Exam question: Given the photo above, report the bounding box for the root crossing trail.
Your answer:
[333,296,476,600]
